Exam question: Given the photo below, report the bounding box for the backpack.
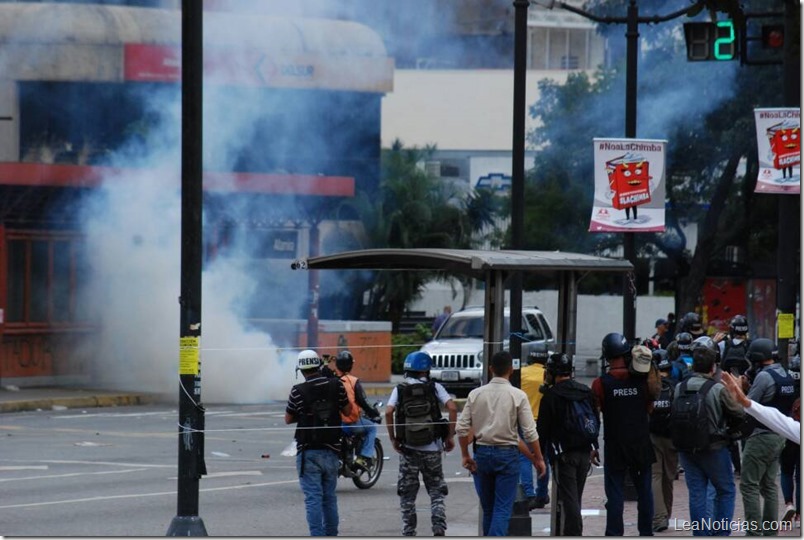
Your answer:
[669,378,716,453]
[559,395,600,451]
[722,340,750,376]
[296,378,341,447]
[395,382,440,446]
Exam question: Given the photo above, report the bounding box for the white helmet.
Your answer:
[297,349,321,371]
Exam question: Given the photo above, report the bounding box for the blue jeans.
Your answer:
[679,447,736,536]
[472,445,521,536]
[296,449,340,536]
[603,462,653,536]
[342,416,377,458]
[519,449,550,499]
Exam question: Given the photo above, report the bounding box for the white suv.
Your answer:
[420,306,555,396]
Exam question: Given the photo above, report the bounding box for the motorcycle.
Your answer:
[339,418,384,489]
[280,401,385,490]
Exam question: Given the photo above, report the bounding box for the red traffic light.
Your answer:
[762,25,784,49]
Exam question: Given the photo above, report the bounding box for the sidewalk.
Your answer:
[0,385,159,413]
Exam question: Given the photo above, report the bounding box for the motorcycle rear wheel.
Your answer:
[352,439,383,489]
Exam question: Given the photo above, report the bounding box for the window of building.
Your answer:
[5,231,90,325]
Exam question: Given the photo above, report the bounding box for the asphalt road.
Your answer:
[0,399,496,537]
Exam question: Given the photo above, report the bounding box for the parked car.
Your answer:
[419,306,555,396]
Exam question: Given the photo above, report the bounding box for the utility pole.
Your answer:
[509,0,529,391]
[776,0,800,365]
[167,0,207,535]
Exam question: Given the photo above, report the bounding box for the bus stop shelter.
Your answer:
[291,247,633,375]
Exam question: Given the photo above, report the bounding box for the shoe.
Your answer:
[653,524,668,533]
[433,528,445,536]
[531,495,549,509]
[353,456,371,470]
[783,503,796,524]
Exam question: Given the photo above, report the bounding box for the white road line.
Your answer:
[0,459,173,469]
[0,468,147,483]
[169,471,263,479]
[0,466,48,471]
[0,479,298,509]
[54,411,177,419]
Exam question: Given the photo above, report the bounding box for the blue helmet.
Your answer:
[404,351,432,372]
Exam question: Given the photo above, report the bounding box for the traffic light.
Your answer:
[683,21,738,61]
[761,24,784,49]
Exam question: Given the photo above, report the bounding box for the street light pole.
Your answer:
[167,0,208,536]
[509,0,529,391]
[622,0,638,343]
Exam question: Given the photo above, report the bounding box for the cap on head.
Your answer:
[655,318,668,328]
[630,345,652,374]
[297,349,322,371]
[602,332,631,359]
[404,351,432,372]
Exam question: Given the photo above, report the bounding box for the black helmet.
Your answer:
[652,348,670,371]
[545,352,573,377]
[676,332,694,353]
[692,336,719,364]
[729,314,749,335]
[335,350,354,372]
[602,332,630,359]
[747,338,774,365]
[682,312,704,336]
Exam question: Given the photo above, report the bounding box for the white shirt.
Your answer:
[744,400,801,444]
[388,376,453,451]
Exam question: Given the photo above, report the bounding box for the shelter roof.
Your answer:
[292,248,632,278]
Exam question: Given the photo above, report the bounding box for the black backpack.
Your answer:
[670,378,716,453]
[296,379,341,447]
[722,340,750,376]
[559,395,600,451]
[395,382,440,446]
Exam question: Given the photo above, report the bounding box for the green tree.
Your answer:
[325,140,502,331]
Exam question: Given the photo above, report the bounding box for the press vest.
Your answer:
[600,373,653,468]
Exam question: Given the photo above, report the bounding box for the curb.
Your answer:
[0,394,157,414]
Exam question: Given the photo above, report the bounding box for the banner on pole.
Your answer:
[589,138,667,233]
[754,108,800,194]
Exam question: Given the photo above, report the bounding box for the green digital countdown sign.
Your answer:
[683,21,738,61]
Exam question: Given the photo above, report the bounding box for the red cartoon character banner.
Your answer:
[589,138,666,233]
[754,108,800,194]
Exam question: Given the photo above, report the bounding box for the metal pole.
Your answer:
[776,0,800,365]
[167,0,207,535]
[307,222,320,350]
[622,0,638,343]
[509,0,529,391]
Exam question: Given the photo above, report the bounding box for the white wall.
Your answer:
[381,69,573,151]
[409,281,674,360]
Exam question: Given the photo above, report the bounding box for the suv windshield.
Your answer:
[437,315,512,339]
